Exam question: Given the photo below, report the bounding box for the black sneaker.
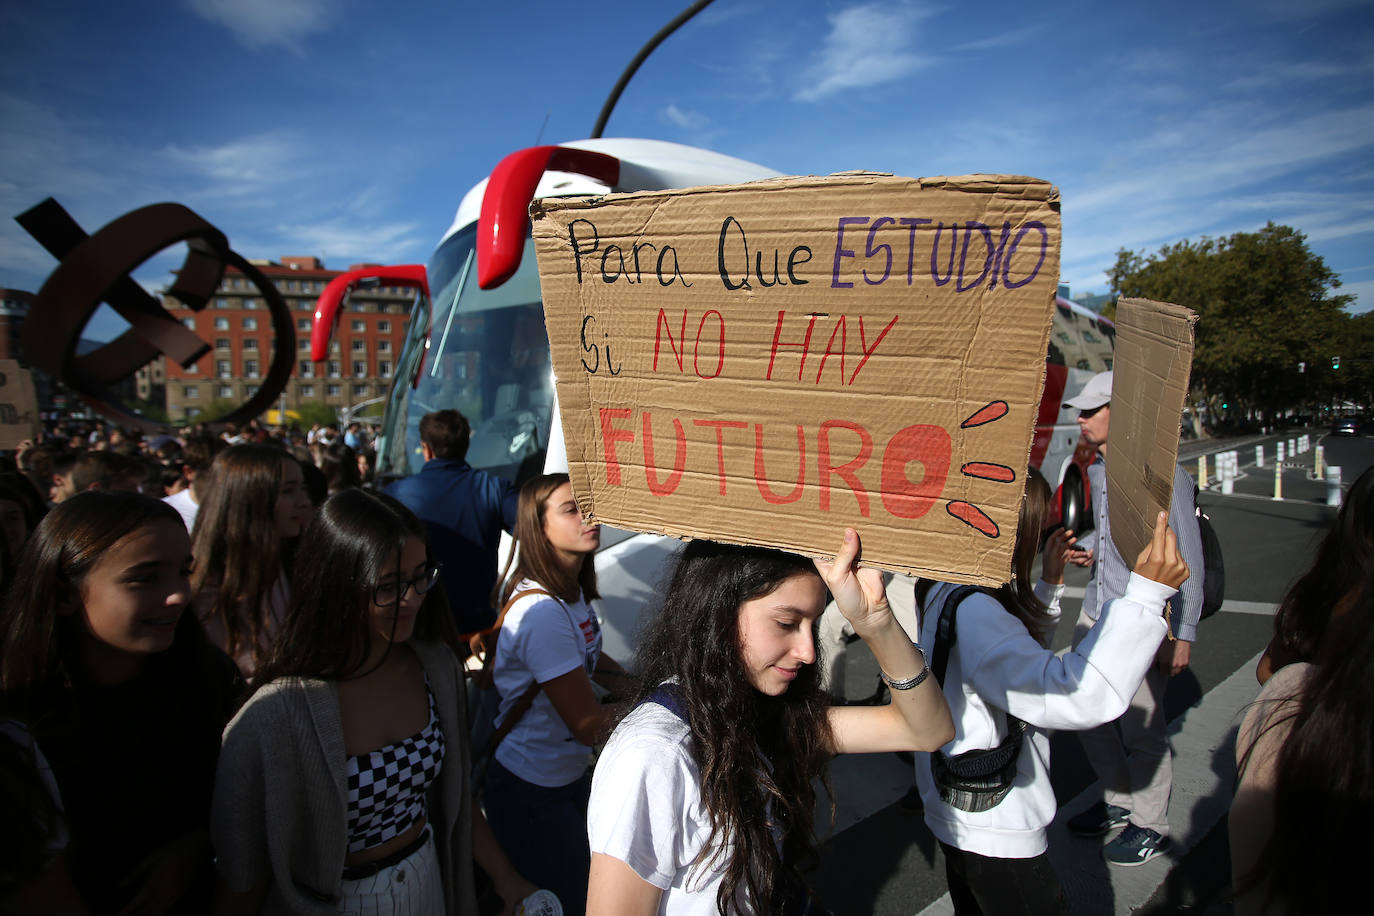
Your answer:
[1067,802,1130,837]
[1103,824,1171,866]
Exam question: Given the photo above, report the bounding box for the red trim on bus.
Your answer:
[310,265,428,362]
[476,145,620,290]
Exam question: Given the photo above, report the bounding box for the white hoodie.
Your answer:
[916,574,1173,858]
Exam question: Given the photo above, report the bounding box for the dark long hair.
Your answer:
[1237,584,1374,909]
[190,445,294,668]
[916,466,1056,638]
[251,489,459,688]
[496,473,598,607]
[0,491,195,699]
[632,540,833,915]
[1267,464,1374,669]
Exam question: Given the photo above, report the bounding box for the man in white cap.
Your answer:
[1061,370,1205,866]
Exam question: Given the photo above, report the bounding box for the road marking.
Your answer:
[1218,600,1277,617]
[914,651,1264,916]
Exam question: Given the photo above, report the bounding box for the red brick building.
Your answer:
[161,256,412,423]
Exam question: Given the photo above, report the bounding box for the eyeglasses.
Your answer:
[372,563,442,606]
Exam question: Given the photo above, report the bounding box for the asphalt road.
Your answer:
[808,427,1370,915]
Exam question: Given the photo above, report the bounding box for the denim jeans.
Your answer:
[483,758,593,916]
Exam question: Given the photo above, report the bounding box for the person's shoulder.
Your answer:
[604,701,695,763]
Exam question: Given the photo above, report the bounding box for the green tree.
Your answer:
[1109,222,1354,421]
[294,401,339,428]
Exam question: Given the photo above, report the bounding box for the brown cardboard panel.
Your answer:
[0,360,39,450]
[531,173,1061,584]
[1106,298,1198,564]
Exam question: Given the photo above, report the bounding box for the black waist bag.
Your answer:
[929,585,1026,813]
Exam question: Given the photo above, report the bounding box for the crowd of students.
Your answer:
[0,411,1365,915]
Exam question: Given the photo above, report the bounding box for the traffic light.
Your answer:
[1333,356,1341,370]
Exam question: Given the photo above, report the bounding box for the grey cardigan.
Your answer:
[212,641,478,914]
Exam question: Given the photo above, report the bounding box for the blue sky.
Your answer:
[2,0,1372,341]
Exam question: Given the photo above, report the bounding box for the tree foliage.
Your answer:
[1109,223,1356,416]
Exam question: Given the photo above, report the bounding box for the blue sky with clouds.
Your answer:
[3,0,1371,341]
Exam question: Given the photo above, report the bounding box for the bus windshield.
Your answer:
[375,224,553,485]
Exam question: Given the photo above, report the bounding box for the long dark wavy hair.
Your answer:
[190,445,297,669]
[916,466,1057,638]
[1236,583,1374,909]
[251,488,460,689]
[1267,464,1374,670]
[495,473,598,607]
[632,540,834,915]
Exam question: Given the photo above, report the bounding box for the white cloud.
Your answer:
[1338,279,1374,313]
[662,104,710,131]
[186,0,336,53]
[266,218,425,266]
[162,133,304,196]
[795,1,937,102]
[951,25,1043,53]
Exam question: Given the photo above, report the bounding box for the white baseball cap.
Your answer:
[1063,371,1113,410]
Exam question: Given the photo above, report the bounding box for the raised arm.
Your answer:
[815,529,954,755]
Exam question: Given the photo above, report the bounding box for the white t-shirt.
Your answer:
[588,701,738,915]
[492,580,602,787]
[163,488,198,532]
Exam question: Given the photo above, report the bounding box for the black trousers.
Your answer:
[940,842,1070,916]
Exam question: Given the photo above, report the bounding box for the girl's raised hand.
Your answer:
[1132,510,1190,590]
[814,528,890,632]
[1041,528,1075,585]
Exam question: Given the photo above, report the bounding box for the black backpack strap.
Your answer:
[640,681,689,724]
[932,585,984,686]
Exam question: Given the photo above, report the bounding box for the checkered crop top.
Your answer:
[344,678,445,852]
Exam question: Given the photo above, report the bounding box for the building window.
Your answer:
[379,360,392,378]
[244,359,259,377]
[217,360,231,379]
[378,320,391,332]
[215,317,229,330]
[243,338,258,350]
[301,384,315,397]
[231,277,243,289]
[185,361,199,374]
[299,338,311,352]
[182,317,195,330]
[351,320,364,332]
[244,298,259,309]
[351,340,366,352]
[327,384,341,397]
[352,361,366,377]
[215,338,230,350]
[183,385,199,398]
[218,385,234,398]
[378,340,391,352]
[299,360,315,378]
[297,318,310,331]
[327,360,341,378]
[246,385,259,396]
[286,280,296,292]
[297,299,311,311]
[243,317,258,330]
[353,384,369,397]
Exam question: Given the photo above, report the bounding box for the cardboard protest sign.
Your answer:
[1106,298,1198,563]
[0,360,39,450]
[531,173,1060,584]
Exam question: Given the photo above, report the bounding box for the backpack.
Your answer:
[1194,485,1226,620]
[927,585,1026,813]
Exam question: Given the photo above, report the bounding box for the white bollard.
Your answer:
[1300,434,1309,453]
[1327,466,1343,507]
[1197,455,1208,489]
[1288,438,1296,457]
[1277,441,1285,462]
[1274,460,1283,500]
[1315,445,1324,479]
[1255,445,1264,468]
[1229,450,1239,475]
[1221,456,1234,494]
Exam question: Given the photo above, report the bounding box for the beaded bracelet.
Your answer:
[879,644,930,690]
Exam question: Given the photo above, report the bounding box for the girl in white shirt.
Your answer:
[587,529,954,915]
[914,468,1188,915]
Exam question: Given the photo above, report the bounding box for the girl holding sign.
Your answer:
[913,469,1188,914]
[586,529,953,914]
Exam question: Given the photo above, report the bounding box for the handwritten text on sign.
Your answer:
[532,173,1061,585]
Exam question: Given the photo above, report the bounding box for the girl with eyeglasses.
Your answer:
[482,473,636,916]
[211,489,533,915]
